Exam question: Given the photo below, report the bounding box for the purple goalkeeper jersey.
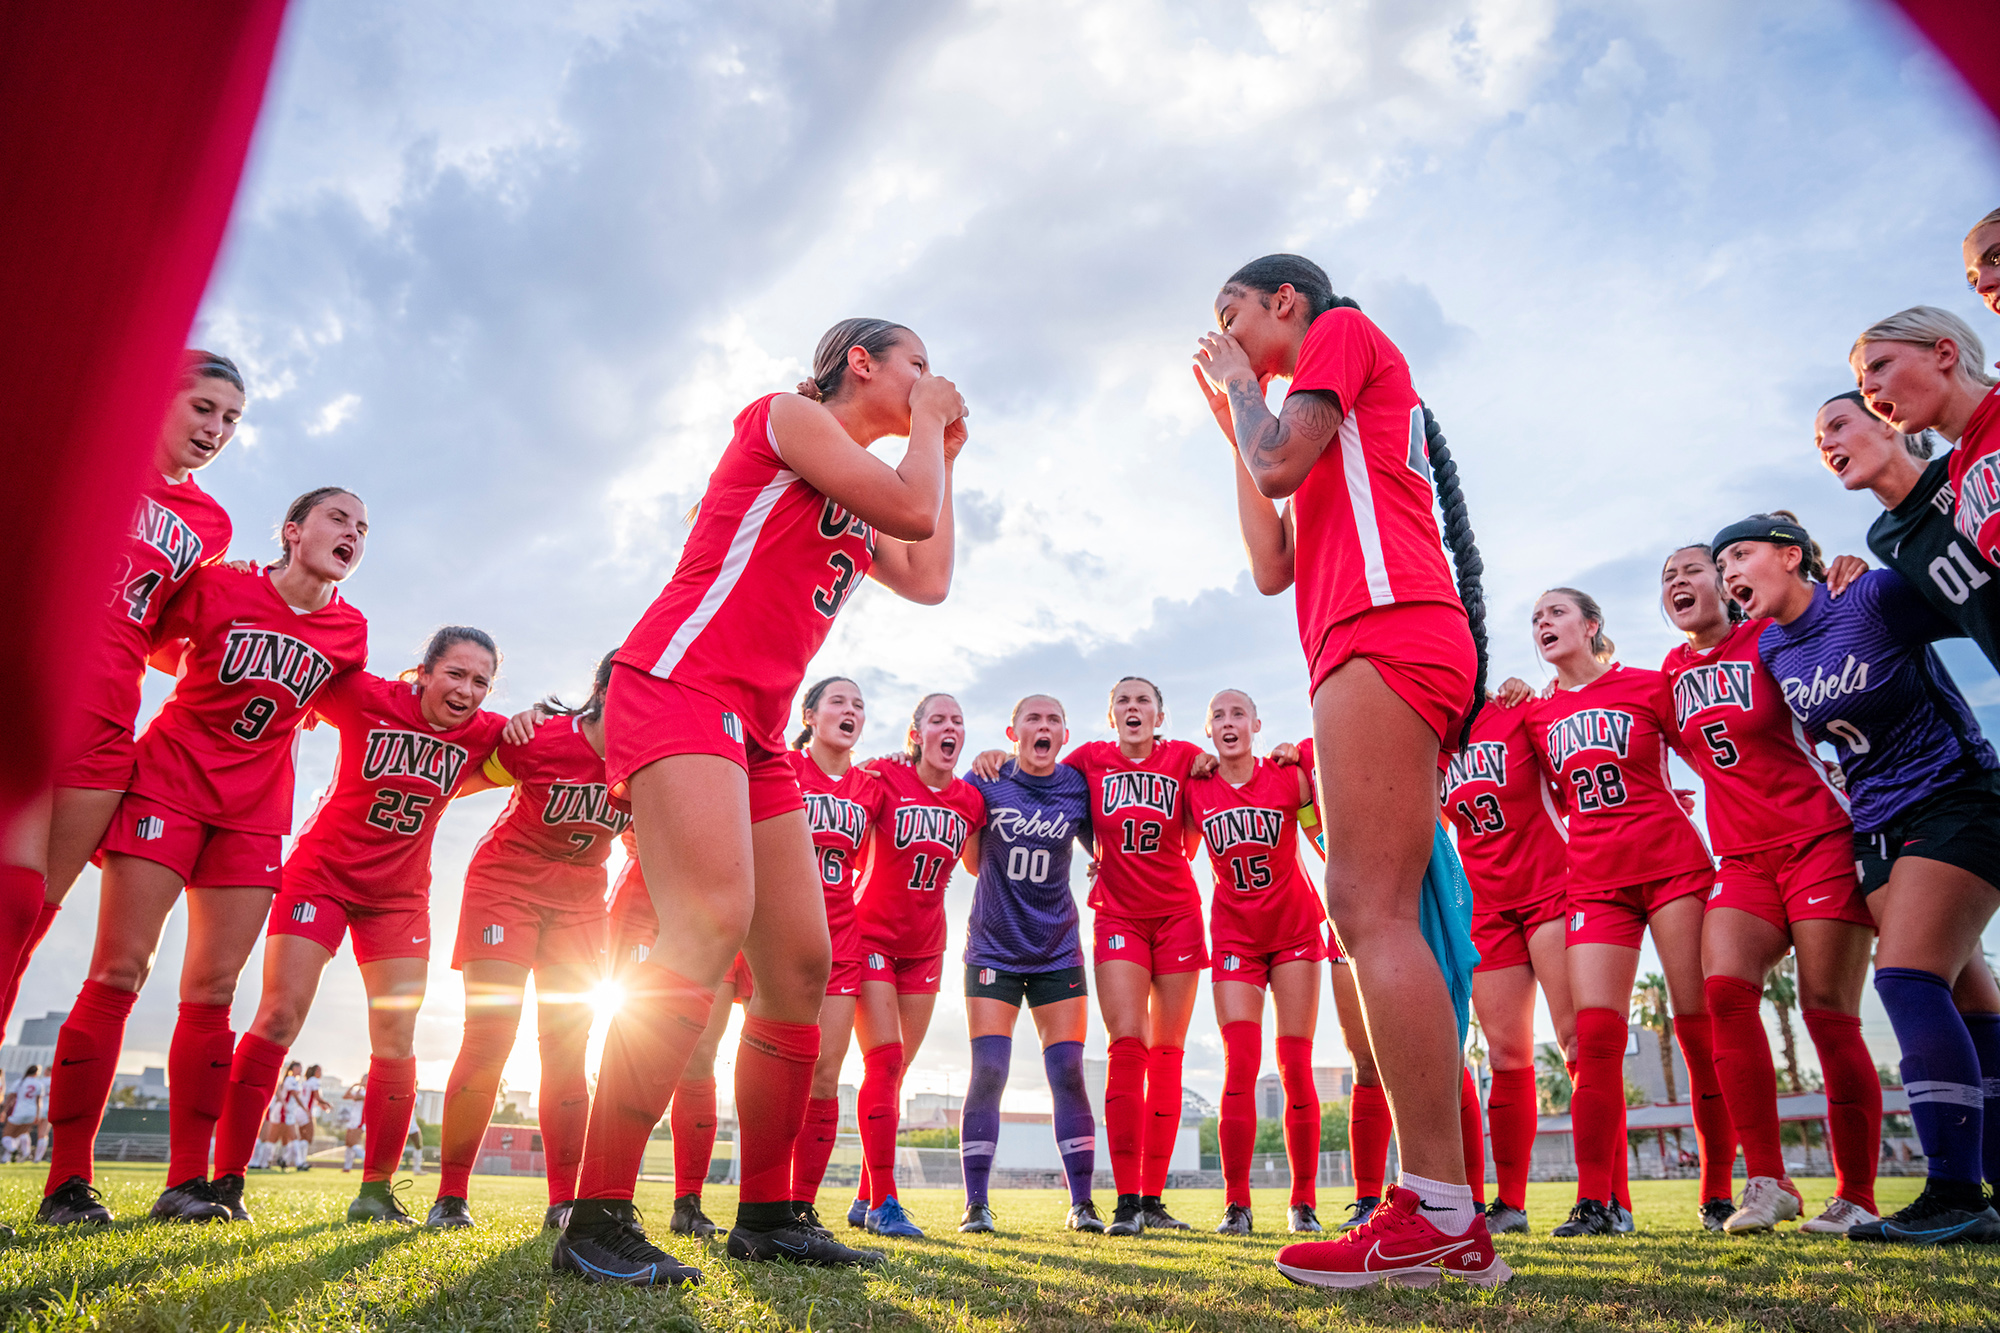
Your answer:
[965,759,1093,972]
[1755,570,1994,832]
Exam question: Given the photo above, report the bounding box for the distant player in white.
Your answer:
[340,1080,367,1172]
[5,1065,49,1162]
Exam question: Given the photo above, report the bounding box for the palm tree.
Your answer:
[1764,958,1804,1094]
[1535,1044,1572,1115]
[1632,973,1675,1104]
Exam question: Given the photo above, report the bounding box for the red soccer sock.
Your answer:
[1571,1007,1627,1204]
[435,1007,520,1201]
[361,1055,417,1182]
[213,1032,288,1177]
[166,1000,234,1183]
[576,965,717,1202]
[1142,1045,1185,1197]
[1348,1081,1393,1200]
[1457,1064,1486,1206]
[1675,1011,1739,1201]
[536,1007,591,1205]
[671,1076,719,1199]
[735,1016,819,1206]
[1805,1008,1881,1214]
[0,901,61,1035]
[44,979,138,1192]
[1105,1036,1149,1197]
[0,868,51,1032]
[1706,975,1784,1180]
[1485,1066,1537,1211]
[1276,1035,1321,1208]
[858,1041,904,1208]
[791,1095,841,1206]
[1218,1022,1259,1207]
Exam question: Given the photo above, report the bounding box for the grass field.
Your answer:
[0,1165,1992,1331]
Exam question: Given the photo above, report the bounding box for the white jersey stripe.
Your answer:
[1537,775,1570,844]
[1337,412,1394,606]
[643,469,800,679]
[1788,714,1851,813]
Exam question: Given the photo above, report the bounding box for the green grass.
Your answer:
[0,1164,1992,1331]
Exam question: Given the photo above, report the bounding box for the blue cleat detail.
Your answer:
[865,1197,925,1238]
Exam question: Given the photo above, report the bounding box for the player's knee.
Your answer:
[256,1001,309,1048]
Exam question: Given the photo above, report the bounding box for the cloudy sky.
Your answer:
[17,0,2000,1118]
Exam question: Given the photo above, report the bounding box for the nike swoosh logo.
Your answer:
[210,1060,231,1068]
[923,976,939,984]
[265,865,281,872]
[1068,982,1080,989]
[1363,1236,1468,1270]
[1293,948,1309,956]
[60,1058,93,1066]
[866,1112,889,1119]
[1806,895,1831,905]
[1177,954,1193,961]
[771,1237,809,1254]
[412,937,427,943]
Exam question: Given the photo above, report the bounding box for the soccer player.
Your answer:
[205,626,522,1223]
[1963,207,2000,319]
[339,1080,367,1173]
[1660,540,1879,1234]
[4,1065,48,1163]
[1189,690,1327,1237]
[1523,588,1734,1237]
[847,693,985,1239]
[35,487,368,1228]
[1194,254,1504,1288]
[955,693,1100,1236]
[559,318,964,1283]
[0,351,247,1033]
[1719,514,2000,1244]
[429,655,626,1233]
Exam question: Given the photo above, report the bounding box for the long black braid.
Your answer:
[1423,405,1488,749]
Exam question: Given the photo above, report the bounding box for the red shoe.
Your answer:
[1274,1186,1512,1289]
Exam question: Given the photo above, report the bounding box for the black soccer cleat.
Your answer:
[669,1192,719,1238]
[1338,1196,1380,1231]
[1700,1197,1735,1233]
[1106,1193,1145,1236]
[1847,1183,2000,1245]
[1482,1198,1528,1235]
[1552,1197,1617,1237]
[725,1218,883,1267]
[792,1203,834,1239]
[346,1180,417,1226]
[544,1203,572,1232]
[1066,1199,1107,1233]
[959,1201,996,1233]
[1140,1195,1190,1230]
[426,1195,474,1230]
[1215,1203,1252,1235]
[151,1178,231,1223]
[38,1176,112,1227]
[1286,1203,1323,1233]
[554,1200,702,1287]
[210,1173,251,1222]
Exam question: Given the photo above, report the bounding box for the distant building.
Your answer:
[838,1082,858,1131]
[1256,1065,1353,1119]
[414,1088,445,1124]
[112,1067,168,1105]
[1,1010,66,1080]
[500,1088,533,1118]
[904,1091,963,1130]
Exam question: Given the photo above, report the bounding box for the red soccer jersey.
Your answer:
[1187,759,1325,946]
[1285,308,1461,658]
[284,673,509,906]
[464,715,631,908]
[1524,666,1712,891]
[131,565,368,834]
[1063,738,1203,917]
[1947,385,2000,566]
[1660,620,1850,855]
[1441,701,1569,907]
[853,759,985,959]
[787,749,890,948]
[615,394,878,754]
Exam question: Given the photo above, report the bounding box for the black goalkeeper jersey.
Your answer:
[1868,455,2000,675]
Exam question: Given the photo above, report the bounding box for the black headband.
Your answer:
[1711,516,1811,554]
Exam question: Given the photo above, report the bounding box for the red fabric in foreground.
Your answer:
[1891,0,2000,123]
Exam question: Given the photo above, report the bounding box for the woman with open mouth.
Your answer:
[34,486,370,1229]
[1659,539,1879,1237]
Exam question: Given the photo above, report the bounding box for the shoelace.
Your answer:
[796,1206,824,1230]
[1294,1206,1319,1227]
[876,1199,909,1225]
[378,1178,418,1220]
[58,1179,106,1209]
[1342,1199,1374,1225]
[1074,1202,1101,1220]
[1889,1189,1970,1224]
[595,1214,670,1264]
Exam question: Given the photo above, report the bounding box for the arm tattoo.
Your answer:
[1231,383,1340,476]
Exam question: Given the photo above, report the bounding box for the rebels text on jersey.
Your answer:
[465,716,631,906]
[1525,666,1712,890]
[615,394,877,754]
[1440,701,1568,906]
[1063,738,1203,917]
[1870,454,2000,675]
[965,759,1093,973]
[1660,619,1849,854]
[1285,308,1461,659]
[786,749,890,949]
[1755,572,1996,832]
[1187,759,1325,947]
[1945,386,2000,570]
[132,565,367,833]
[285,673,508,906]
[854,759,986,959]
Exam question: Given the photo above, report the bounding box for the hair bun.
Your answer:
[796,379,825,402]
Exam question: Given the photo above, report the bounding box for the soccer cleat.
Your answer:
[1288,1204,1323,1234]
[1700,1197,1736,1232]
[1724,1176,1803,1234]
[1550,1198,1617,1238]
[1339,1196,1380,1231]
[1482,1199,1528,1235]
[210,1174,251,1222]
[865,1196,924,1238]
[726,1218,884,1267]
[426,1196,474,1229]
[347,1180,417,1225]
[1215,1203,1253,1235]
[1106,1194,1145,1236]
[1140,1195,1190,1230]
[792,1203,833,1239]
[1799,1196,1878,1236]
[554,1200,702,1286]
[669,1193,719,1238]
[1847,1184,2000,1245]
[1066,1200,1107,1234]
[151,1178,231,1223]
[38,1176,112,1227]
[845,1195,868,1228]
[1273,1186,1511,1289]
[1612,1202,1635,1234]
[959,1202,996,1234]
[544,1203,573,1231]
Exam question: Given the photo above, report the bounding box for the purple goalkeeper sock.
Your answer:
[1877,967,1985,1188]
[1960,1010,2000,1188]
[961,1034,1011,1207]
[1045,1039,1096,1205]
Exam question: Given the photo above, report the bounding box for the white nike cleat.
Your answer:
[1799,1196,1878,1235]
[1723,1176,1803,1234]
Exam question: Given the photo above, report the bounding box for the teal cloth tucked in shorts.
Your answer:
[1420,820,1480,1046]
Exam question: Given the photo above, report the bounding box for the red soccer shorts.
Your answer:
[862,950,944,995]
[1709,831,1873,934]
[98,793,281,890]
[603,665,802,822]
[1308,601,1475,748]
[1565,868,1713,949]
[1210,927,1326,986]
[723,952,755,1003]
[54,710,136,791]
[1091,909,1209,974]
[268,885,432,964]
[452,890,608,972]
[826,955,864,996]
[1471,878,1567,973]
